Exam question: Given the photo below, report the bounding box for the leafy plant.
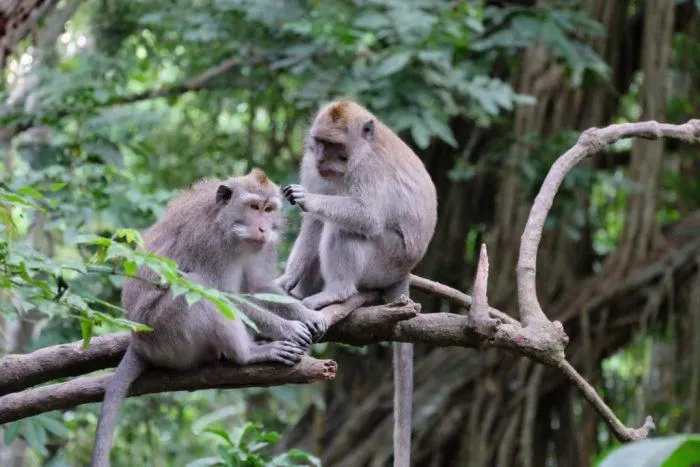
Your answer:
[187,422,321,467]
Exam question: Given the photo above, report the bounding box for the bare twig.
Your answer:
[409,274,518,326]
[558,360,655,441]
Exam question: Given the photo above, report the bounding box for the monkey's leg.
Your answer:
[277,216,323,294]
[384,278,413,467]
[301,229,363,310]
[288,256,323,300]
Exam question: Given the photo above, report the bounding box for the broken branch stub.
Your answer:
[467,243,499,333]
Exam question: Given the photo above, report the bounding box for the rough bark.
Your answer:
[0,356,338,424]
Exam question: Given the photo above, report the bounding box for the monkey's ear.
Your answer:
[361,119,375,140]
[216,185,234,205]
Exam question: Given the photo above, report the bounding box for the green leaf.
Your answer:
[353,11,390,30]
[3,421,23,444]
[411,121,431,149]
[186,458,223,467]
[192,405,241,434]
[374,51,412,77]
[114,228,143,246]
[75,234,112,246]
[599,435,700,467]
[204,428,235,446]
[17,186,45,201]
[247,293,298,304]
[47,182,67,191]
[80,318,94,347]
[123,260,138,276]
[37,414,70,438]
[22,418,48,454]
[422,114,458,148]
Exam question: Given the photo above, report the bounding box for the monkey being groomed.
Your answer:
[91,168,326,467]
[277,100,438,467]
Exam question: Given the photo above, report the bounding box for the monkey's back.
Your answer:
[377,123,438,266]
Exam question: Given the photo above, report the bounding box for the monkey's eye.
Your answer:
[264,205,274,213]
[339,154,348,162]
[249,203,261,211]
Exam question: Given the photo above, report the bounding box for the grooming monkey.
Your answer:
[91,168,326,467]
[277,100,438,467]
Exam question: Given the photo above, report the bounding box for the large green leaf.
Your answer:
[598,436,700,467]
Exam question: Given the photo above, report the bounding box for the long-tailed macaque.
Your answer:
[277,100,438,467]
[91,168,326,467]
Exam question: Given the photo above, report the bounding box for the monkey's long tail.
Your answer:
[91,345,147,467]
[393,341,413,467]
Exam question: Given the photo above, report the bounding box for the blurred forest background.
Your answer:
[0,0,699,466]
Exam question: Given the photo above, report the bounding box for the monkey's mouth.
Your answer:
[246,237,266,249]
[318,168,340,178]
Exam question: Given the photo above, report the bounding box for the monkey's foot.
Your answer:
[279,320,313,349]
[262,341,306,366]
[302,289,357,311]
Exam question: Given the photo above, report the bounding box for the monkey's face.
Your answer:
[215,184,282,249]
[309,137,349,178]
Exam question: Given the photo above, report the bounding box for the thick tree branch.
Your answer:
[0,356,336,424]
[0,332,129,396]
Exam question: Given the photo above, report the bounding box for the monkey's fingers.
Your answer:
[307,319,327,340]
[281,186,297,205]
[269,341,305,365]
[289,321,313,346]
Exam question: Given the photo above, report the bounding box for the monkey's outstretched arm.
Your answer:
[284,185,381,237]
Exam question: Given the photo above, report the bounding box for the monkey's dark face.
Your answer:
[215,185,282,249]
[310,137,349,178]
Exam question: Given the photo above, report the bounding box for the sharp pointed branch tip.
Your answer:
[473,243,489,304]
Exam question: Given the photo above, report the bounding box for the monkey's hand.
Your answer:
[298,308,327,341]
[279,319,313,350]
[282,184,307,210]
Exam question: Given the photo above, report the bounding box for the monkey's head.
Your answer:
[214,168,283,250]
[306,100,376,179]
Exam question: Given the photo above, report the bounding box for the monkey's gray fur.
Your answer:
[91,169,326,467]
[278,100,437,467]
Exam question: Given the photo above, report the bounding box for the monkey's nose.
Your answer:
[258,226,266,233]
